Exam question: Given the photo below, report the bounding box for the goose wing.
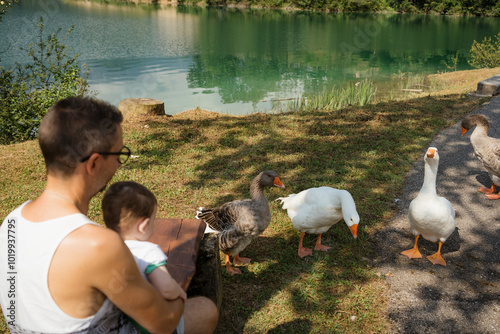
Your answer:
[197,199,251,232]
[473,136,500,175]
[437,196,456,239]
[485,137,500,174]
[278,187,343,231]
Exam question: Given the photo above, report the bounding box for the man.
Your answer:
[0,97,218,333]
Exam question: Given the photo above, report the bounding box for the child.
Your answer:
[102,181,187,333]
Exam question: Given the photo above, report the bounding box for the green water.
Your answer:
[1,1,499,114]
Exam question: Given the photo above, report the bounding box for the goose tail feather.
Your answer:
[196,207,225,234]
[204,224,219,234]
[275,194,296,205]
[195,207,205,219]
[275,197,286,204]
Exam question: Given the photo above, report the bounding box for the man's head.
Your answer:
[102,181,158,236]
[38,96,123,176]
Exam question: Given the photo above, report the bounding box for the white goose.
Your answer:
[276,187,359,258]
[461,114,500,199]
[401,147,456,266]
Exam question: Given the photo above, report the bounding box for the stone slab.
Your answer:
[474,75,500,96]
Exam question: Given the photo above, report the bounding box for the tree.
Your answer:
[0,17,91,144]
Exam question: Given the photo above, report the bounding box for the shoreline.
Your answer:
[70,0,499,17]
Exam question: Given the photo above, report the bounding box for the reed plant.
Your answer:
[288,80,377,112]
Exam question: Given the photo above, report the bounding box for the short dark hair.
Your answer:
[102,181,157,233]
[38,96,123,176]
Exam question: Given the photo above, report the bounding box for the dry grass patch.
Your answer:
[429,67,500,95]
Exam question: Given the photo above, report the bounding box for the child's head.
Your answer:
[102,181,157,239]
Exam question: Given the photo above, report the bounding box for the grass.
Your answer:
[0,67,499,333]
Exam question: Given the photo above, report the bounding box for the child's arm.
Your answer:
[147,265,187,303]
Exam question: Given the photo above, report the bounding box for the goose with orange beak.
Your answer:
[197,170,285,275]
[461,114,500,199]
[277,187,359,258]
[401,147,456,266]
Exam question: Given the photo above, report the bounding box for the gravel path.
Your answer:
[373,96,500,334]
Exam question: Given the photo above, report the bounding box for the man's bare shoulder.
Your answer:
[61,223,127,259]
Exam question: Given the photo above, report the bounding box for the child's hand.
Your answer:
[148,265,188,302]
[164,282,186,302]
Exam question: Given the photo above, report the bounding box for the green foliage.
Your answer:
[469,32,500,69]
[175,0,499,15]
[0,17,90,144]
[387,0,500,15]
[397,0,418,13]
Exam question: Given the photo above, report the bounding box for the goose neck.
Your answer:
[421,162,438,194]
[470,126,489,141]
[340,194,357,222]
[250,179,266,201]
[339,191,355,209]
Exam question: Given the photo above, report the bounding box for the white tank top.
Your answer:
[0,202,138,334]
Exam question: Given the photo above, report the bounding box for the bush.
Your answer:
[468,32,500,69]
[0,17,91,144]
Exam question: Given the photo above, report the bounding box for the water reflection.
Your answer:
[1,1,499,114]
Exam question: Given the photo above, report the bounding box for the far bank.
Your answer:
[81,0,500,16]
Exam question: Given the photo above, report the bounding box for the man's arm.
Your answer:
[88,227,184,333]
[148,266,187,302]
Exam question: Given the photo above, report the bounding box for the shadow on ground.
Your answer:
[372,97,500,334]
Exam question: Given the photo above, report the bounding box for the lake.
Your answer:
[2,0,499,115]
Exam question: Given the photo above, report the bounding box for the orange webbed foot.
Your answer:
[485,193,500,200]
[225,254,243,275]
[479,184,497,195]
[298,246,313,258]
[401,247,422,259]
[298,232,313,258]
[226,264,242,275]
[426,241,447,266]
[314,244,332,252]
[313,234,332,253]
[478,187,494,194]
[233,254,251,266]
[427,252,447,266]
[401,235,422,259]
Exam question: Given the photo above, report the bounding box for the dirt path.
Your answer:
[373,96,500,334]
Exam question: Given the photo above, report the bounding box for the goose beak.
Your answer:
[461,127,467,136]
[273,177,285,189]
[350,224,358,239]
[426,148,435,158]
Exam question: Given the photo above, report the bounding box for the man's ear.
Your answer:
[83,153,101,175]
[137,217,150,234]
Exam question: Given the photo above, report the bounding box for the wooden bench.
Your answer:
[148,218,205,291]
[148,218,222,308]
